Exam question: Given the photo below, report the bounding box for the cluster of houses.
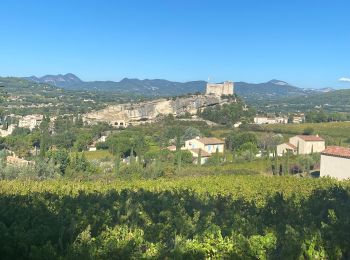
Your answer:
[254,116,288,125]
[167,136,225,165]
[1,111,350,180]
[0,114,44,137]
[277,134,350,180]
[253,114,305,125]
[18,114,43,130]
[166,133,350,180]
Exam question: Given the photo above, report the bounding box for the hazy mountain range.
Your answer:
[23,73,335,101]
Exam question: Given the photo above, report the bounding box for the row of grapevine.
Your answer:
[0,175,349,259]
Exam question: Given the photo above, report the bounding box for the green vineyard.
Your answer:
[1,175,350,259]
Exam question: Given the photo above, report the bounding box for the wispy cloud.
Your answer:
[339,77,350,82]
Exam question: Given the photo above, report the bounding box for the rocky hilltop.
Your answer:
[84,94,233,126]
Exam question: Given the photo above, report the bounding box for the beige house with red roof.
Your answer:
[188,148,212,165]
[166,137,225,164]
[277,135,325,156]
[184,137,225,164]
[321,146,350,180]
[185,137,225,154]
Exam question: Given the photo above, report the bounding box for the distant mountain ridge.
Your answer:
[22,73,334,102]
[24,73,208,96]
[234,79,309,102]
[24,73,82,88]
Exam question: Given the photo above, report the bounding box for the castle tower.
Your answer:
[205,81,234,96]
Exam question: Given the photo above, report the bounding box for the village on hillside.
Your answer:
[1,81,349,180]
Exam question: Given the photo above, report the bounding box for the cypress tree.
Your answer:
[197,148,202,166]
[215,147,220,167]
[175,130,182,172]
[115,149,121,175]
[297,141,300,156]
[274,148,278,175]
[130,147,134,164]
[285,151,290,175]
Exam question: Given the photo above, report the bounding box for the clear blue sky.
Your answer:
[1,0,349,88]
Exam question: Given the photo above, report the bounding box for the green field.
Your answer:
[83,150,113,160]
[1,175,349,259]
[259,122,350,138]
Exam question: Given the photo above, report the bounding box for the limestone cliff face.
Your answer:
[84,94,231,125]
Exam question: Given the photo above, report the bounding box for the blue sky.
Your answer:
[1,0,349,88]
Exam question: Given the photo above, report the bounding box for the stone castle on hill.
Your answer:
[84,81,235,127]
[206,81,234,96]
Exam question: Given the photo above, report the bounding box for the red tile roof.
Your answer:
[297,135,324,142]
[199,137,225,145]
[286,142,297,149]
[321,146,350,159]
[190,148,211,157]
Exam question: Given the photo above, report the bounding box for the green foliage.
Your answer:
[0,176,349,259]
[225,131,258,151]
[47,149,70,175]
[237,142,258,161]
[303,127,315,135]
[11,127,31,136]
[201,101,255,125]
[183,127,201,141]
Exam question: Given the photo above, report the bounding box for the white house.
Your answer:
[6,155,34,166]
[320,146,350,180]
[189,148,211,165]
[170,137,225,165]
[253,116,288,125]
[18,114,43,130]
[276,142,297,155]
[277,135,325,156]
[0,124,16,137]
[185,137,225,154]
[292,114,305,124]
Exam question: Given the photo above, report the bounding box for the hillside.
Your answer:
[235,79,310,102]
[257,88,350,113]
[24,73,322,102]
[6,75,350,114]
[24,74,207,96]
[0,77,136,115]
[25,73,82,88]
